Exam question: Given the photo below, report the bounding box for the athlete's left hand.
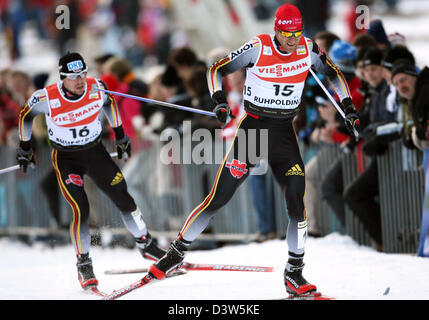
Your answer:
[116,135,131,160]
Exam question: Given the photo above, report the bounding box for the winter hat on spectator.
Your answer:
[58,52,87,79]
[366,20,390,45]
[94,53,114,65]
[161,64,182,88]
[388,32,406,47]
[362,47,383,66]
[356,47,369,64]
[33,73,49,90]
[329,40,357,74]
[382,46,415,70]
[129,79,148,96]
[352,33,378,49]
[275,4,303,32]
[391,59,418,79]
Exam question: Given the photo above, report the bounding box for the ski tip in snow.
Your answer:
[101,269,188,300]
[83,285,108,297]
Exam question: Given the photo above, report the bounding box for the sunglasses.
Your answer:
[276,28,303,38]
[60,69,88,80]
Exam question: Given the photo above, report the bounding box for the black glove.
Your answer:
[342,98,360,141]
[212,91,234,128]
[116,135,131,160]
[16,141,35,173]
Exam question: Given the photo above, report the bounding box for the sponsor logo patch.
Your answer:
[65,174,84,186]
[255,60,309,78]
[89,84,99,99]
[276,18,302,26]
[230,42,254,59]
[285,164,304,176]
[29,93,47,107]
[225,159,248,179]
[296,45,306,55]
[110,172,124,186]
[50,98,61,109]
[263,45,272,55]
[52,102,101,125]
[66,60,84,72]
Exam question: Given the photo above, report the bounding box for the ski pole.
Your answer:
[309,68,359,141]
[0,152,118,175]
[97,88,216,117]
[309,68,345,118]
[0,164,20,175]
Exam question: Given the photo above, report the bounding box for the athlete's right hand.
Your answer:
[212,91,234,128]
[16,145,35,173]
[214,103,233,126]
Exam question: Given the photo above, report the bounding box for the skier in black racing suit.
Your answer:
[148,4,360,297]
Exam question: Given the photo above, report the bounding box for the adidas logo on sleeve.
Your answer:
[110,172,124,186]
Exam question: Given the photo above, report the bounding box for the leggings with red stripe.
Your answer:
[178,114,307,255]
[51,142,146,257]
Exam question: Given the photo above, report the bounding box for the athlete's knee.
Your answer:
[203,185,238,212]
[117,197,137,212]
[205,197,229,212]
[284,181,305,220]
[110,189,136,212]
[63,190,90,222]
[107,180,137,212]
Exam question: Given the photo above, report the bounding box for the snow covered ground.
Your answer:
[1,233,428,301]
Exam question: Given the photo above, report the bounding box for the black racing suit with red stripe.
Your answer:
[17,79,148,258]
[176,34,354,258]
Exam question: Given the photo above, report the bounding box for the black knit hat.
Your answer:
[383,46,415,70]
[161,64,182,87]
[362,47,383,67]
[366,20,390,45]
[58,52,87,78]
[391,59,418,79]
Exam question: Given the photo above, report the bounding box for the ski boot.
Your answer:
[284,256,319,298]
[135,232,167,261]
[76,253,98,289]
[149,239,187,280]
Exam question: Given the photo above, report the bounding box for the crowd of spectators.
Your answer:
[296,16,427,255]
[0,0,176,65]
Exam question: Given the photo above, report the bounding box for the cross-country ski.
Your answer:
[102,269,188,300]
[104,262,275,275]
